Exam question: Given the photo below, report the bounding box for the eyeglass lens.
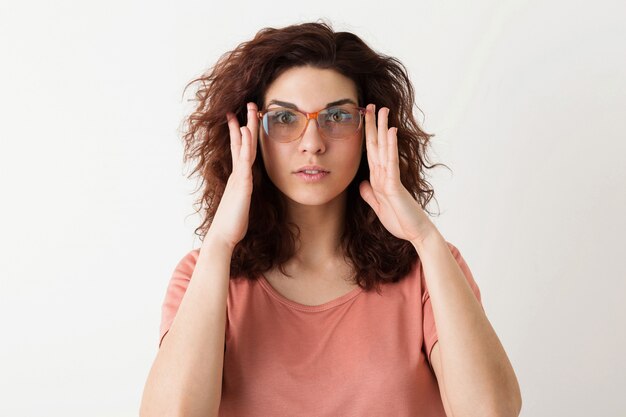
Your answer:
[262,105,361,142]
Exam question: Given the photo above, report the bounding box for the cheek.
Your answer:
[258,136,273,166]
[260,143,290,181]
[347,140,364,166]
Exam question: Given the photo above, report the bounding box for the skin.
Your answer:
[257,65,366,279]
[257,65,437,258]
[231,65,522,416]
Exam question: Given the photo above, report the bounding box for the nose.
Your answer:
[297,117,326,154]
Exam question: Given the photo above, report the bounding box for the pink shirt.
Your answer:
[159,241,483,416]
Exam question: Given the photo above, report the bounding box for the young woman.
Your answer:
[140,21,521,417]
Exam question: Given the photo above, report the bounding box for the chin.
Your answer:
[282,188,348,208]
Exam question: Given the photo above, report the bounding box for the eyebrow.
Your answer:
[266,98,357,110]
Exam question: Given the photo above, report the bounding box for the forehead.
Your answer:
[264,66,358,111]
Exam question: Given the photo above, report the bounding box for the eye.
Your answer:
[325,107,353,123]
[269,109,298,124]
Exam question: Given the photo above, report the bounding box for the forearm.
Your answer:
[413,231,521,417]
[140,234,233,417]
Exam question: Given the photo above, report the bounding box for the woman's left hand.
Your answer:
[359,104,439,246]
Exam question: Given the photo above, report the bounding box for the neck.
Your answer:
[284,190,348,270]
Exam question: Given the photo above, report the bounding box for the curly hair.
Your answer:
[179,20,449,293]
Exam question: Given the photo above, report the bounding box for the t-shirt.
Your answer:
[159,241,483,417]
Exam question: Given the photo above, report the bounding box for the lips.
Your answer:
[294,165,329,173]
[295,171,329,182]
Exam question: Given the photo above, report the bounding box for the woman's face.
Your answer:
[258,66,364,208]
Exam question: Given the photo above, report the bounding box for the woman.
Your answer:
[140,21,522,417]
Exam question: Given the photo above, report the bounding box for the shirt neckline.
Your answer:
[257,273,364,312]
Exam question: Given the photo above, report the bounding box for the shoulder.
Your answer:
[439,240,470,268]
[416,240,462,271]
[444,240,462,256]
[172,248,201,276]
[418,239,480,293]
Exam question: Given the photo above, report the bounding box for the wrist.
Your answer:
[202,231,237,253]
[411,228,444,253]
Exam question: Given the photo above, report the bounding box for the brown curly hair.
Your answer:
[179,20,449,293]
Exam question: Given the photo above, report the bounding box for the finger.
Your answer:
[378,107,389,169]
[227,112,242,169]
[245,102,259,163]
[359,180,380,214]
[364,104,379,167]
[388,127,401,179]
[238,126,250,168]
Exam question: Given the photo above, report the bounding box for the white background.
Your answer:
[1,0,624,416]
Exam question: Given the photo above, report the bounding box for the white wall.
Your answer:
[1,0,624,415]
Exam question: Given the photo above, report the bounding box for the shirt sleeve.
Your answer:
[421,241,484,368]
[158,248,201,348]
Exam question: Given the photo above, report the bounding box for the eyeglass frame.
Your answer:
[256,104,367,143]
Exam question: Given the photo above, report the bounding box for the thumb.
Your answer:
[359,180,379,214]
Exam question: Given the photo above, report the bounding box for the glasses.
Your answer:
[257,104,366,143]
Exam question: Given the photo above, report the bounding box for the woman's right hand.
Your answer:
[205,102,259,250]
